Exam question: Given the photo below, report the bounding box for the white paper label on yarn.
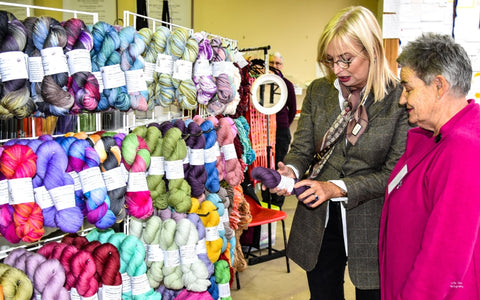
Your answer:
[189,149,205,165]
[79,167,106,193]
[131,274,151,296]
[27,56,44,83]
[100,285,122,300]
[0,51,28,82]
[164,160,184,180]
[221,143,237,161]
[193,58,212,76]
[214,141,221,157]
[40,47,69,76]
[234,50,249,69]
[143,62,155,82]
[146,244,164,262]
[68,171,83,191]
[125,69,148,93]
[92,71,104,93]
[126,172,148,192]
[70,288,81,300]
[182,148,190,165]
[50,184,76,210]
[148,156,165,176]
[179,244,197,265]
[102,166,127,191]
[101,64,126,89]
[120,163,129,184]
[204,147,217,164]
[155,53,173,75]
[218,282,231,298]
[212,61,234,77]
[66,49,92,74]
[205,226,220,241]
[34,186,54,209]
[278,175,295,193]
[217,219,225,231]
[220,211,229,224]
[8,177,34,205]
[195,238,207,255]
[164,249,181,267]
[172,59,193,81]
[81,293,99,300]
[121,272,132,293]
[0,180,10,205]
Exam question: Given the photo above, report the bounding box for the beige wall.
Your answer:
[192,0,378,91]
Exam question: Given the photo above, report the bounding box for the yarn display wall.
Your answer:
[33,16,74,116]
[0,11,36,120]
[63,18,100,114]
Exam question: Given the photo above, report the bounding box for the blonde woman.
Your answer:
[270,6,410,299]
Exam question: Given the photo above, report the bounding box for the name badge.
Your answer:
[352,123,362,136]
[387,164,408,194]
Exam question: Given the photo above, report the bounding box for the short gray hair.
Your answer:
[397,33,472,96]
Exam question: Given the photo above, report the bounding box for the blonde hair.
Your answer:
[316,6,398,102]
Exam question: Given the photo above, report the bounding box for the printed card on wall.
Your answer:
[63,0,116,25]
[148,0,192,28]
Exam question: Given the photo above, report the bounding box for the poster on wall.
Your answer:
[148,0,192,28]
[63,0,117,25]
[0,0,34,20]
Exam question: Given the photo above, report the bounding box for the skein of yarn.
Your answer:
[0,263,33,300]
[216,117,243,186]
[0,11,36,120]
[118,26,148,111]
[63,18,100,113]
[92,242,122,299]
[192,32,217,105]
[33,256,70,300]
[197,199,222,263]
[214,259,232,300]
[162,127,192,213]
[185,121,207,198]
[121,132,153,219]
[97,135,127,222]
[175,217,211,292]
[68,138,116,228]
[141,215,164,289]
[251,166,308,202]
[32,16,74,116]
[0,144,44,243]
[159,218,183,290]
[35,140,84,233]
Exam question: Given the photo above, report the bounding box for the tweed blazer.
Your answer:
[284,77,409,289]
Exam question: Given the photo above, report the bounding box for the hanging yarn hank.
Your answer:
[32,16,74,116]
[67,138,116,229]
[162,126,192,213]
[63,18,100,113]
[192,31,217,105]
[185,120,207,198]
[0,11,36,120]
[121,132,153,219]
[159,218,183,290]
[118,26,148,111]
[0,144,44,243]
[217,117,244,186]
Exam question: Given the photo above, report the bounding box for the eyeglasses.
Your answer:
[322,56,356,69]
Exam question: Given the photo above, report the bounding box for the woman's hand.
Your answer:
[265,162,296,196]
[294,180,345,208]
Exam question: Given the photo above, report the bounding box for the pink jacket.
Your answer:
[379,101,480,299]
